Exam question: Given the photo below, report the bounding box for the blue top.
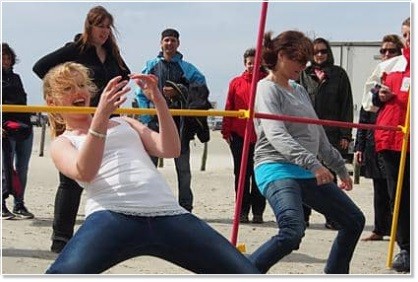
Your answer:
[254,162,314,196]
[135,51,206,125]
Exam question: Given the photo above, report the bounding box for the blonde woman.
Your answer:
[43,62,259,274]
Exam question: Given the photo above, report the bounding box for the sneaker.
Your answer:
[2,206,16,220]
[13,205,34,219]
[50,240,67,254]
[252,215,264,224]
[392,250,410,273]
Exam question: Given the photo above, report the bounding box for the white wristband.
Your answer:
[88,128,106,139]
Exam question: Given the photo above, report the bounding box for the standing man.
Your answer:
[135,28,210,212]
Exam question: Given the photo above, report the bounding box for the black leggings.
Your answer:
[52,172,83,243]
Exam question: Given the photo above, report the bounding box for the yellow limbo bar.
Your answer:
[1,105,246,119]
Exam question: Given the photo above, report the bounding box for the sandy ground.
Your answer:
[1,127,411,277]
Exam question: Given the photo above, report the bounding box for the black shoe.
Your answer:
[252,215,264,224]
[50,240,67,254]
[240,214,250,223]
[13,205,34,219]
[2,206,16,220]
[392,250,410,273]
[305,221,310,228]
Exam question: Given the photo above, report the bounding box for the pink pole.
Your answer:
[230,1,269,246]
[254,112,402,132]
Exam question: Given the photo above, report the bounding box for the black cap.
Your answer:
[161,28,179,40]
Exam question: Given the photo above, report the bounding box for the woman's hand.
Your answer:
[314,165,334,185]
[97,76,130,117]
[131,74,164,103]
[339,176,353,191]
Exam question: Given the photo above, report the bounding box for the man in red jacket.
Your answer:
[374,17,410,273]
[222,48,267,224]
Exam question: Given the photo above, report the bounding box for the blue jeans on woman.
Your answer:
[249,178,365,274]
[8,132,33,207]
[46,211,260,274]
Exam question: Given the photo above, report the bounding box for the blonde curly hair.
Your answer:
[43,62,98,137]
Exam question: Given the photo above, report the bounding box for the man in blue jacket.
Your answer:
[135,28,211,212]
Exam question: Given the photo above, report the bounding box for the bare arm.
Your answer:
[128,74,180,158]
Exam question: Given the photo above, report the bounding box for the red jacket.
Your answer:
[222,70,267,143]
[375,48,410,152]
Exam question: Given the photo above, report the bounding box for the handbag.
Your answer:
[3,120,31,141]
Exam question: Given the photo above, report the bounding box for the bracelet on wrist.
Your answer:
[88,128,106,139]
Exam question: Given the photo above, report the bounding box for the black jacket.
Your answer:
[299,64,353,154]
[2,68,32,129]
[32,42,130,106]
[354,107,386,179]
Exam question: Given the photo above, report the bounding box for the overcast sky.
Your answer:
[1,1,411,108]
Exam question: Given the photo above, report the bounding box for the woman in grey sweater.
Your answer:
[248,30,365,274]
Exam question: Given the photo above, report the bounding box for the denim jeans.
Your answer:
[46,211,260,274]
[151,139,193,211]
[174,139,193,211]
[8,132,33,206]
[249,178,365,274]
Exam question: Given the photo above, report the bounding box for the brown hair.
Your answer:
[382,34,404,55]
[43,62,98,137]
[402,17,410,27]
[262,30,313,71]
[79,6,127,72]
[2,43,18,66]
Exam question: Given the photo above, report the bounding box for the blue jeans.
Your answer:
[8,132,33,206]
[46,211,260,274]
[150,139,193,212]
[175,139,193,211]
[249,178,365,274]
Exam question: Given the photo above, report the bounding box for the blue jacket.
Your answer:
[135,52,211,142]
[135,52,205,122]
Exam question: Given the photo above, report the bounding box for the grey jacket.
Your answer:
[253,78,349,179]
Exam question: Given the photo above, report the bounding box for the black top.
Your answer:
[298,64,353,153]
[33,42,130,106]
[2,68,32,126]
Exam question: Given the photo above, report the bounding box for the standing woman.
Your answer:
[373,17,410,273]
[33,5,130,253]
[355,34,403,242]
[298,37,353,230]
[222,48,267,224]
[249,30,364,274]
[2,43,34,219]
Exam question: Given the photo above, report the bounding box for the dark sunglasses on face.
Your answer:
[314,49,328,55]
[379,48,398,55]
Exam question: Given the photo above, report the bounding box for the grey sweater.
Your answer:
[253,78,349,179]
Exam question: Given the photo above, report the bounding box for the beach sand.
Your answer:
[1,127,406,275]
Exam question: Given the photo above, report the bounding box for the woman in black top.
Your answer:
[32,5,130,253]
[2,43,35,220]
[298,38,353,230]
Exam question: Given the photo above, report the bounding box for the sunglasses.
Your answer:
[314,49,328,55]
[379,48,398,55]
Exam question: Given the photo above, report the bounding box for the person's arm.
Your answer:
[50,77,130,183]
[32,43,78,79]
[134,62,154,124]
[221,78,236,142]
[128,74,180,158]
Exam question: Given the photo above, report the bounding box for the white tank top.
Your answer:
[61,117,187,218]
